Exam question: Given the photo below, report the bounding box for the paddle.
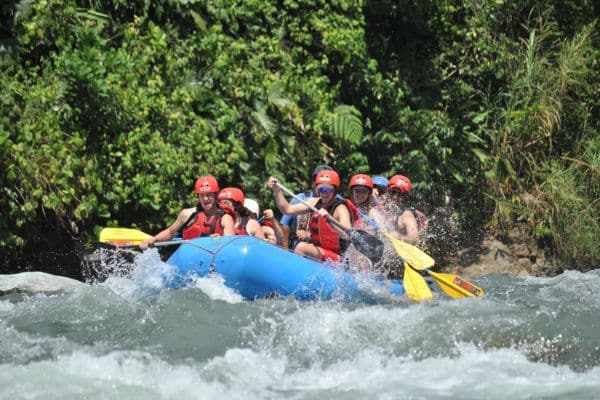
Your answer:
[379,215,485,298]
[275,182,384,263]
[99,228,189,248]
[99,227,151,246]
[403,262,433,301]
[423,269,484,298]
[276,181,435,302]
[384,232,435,270]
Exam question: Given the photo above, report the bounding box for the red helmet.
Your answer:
[388,175,412,193]
[349,174,373,189]
[314,170,340,188]
[195,176,219,194]
[218,187,245,205]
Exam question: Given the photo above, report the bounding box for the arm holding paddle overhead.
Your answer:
[268,173,354,262]
[268,176,314,216]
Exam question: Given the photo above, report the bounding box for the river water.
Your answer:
[1,250,599,399]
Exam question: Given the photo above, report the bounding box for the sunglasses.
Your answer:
[317,186,335,194]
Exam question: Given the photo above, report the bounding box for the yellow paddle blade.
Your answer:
[385,233,435,270]
[427,270,484,298]
[99,228,151,246]
[403,263,433,302]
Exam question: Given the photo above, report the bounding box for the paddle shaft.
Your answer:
[275,182,349,233]
[110,239,191,249]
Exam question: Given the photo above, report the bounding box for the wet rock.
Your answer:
[512,243,530,258]
[0,272,85,295]
[446,223,563,278]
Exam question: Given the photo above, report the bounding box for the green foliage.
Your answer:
[1,0,599,270]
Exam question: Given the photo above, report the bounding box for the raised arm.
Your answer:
[267,176,310,216]
[263,209,285,247]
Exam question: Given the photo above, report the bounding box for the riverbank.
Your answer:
[445,225,564,278]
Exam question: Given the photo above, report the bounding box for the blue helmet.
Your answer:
[372,176,389,188]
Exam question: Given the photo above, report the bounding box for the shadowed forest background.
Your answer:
[1,0,598,278]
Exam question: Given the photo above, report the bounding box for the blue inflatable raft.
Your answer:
[165,235,405,302]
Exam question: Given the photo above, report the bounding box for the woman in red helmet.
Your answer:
[383,175,420,245]
[347,174,386,233]
[218,187,264,239]
[140,175,235,249]
[267,170,352,262]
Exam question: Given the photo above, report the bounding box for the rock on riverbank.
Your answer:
[0,271,85,295]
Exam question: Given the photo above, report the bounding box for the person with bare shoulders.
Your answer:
[218,188,264,239]
[140,175,235,249]
[267,170,352,262]
[384,175,420,245]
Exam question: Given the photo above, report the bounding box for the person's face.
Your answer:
[199,193,217,209]
[388,189,409,203]
[351,185,370,202]
[373,185,386,197]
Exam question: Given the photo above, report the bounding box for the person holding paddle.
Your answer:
[278,164,335,249]
[268,170,352,262]
[139,175,234,249]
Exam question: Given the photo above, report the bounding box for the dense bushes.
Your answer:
[1,0,598,272]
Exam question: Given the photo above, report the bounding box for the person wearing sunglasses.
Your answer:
[278,165,337,249]
[347,174,386,234]
[218,187,265,239]
[382,175,420,245]
[268,170,352,262]
[140,175,235,249]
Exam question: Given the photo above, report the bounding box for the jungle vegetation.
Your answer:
[1,0,598,273]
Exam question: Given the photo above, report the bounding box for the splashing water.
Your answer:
[2,253,600,399]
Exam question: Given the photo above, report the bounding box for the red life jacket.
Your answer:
[343,199,362,229]
[308,198,350,255]
[182,208,225,239]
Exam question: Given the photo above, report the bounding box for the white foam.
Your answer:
[190,274,244,304]
[0,350,238,399]
[0,299,15,316]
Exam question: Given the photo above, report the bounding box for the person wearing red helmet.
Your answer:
[267,170,352,262]
[347,174,386,233]
[278,164,337,249]
[140,175,235,248]
[383,174,420,245]
[218,187,264,239]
